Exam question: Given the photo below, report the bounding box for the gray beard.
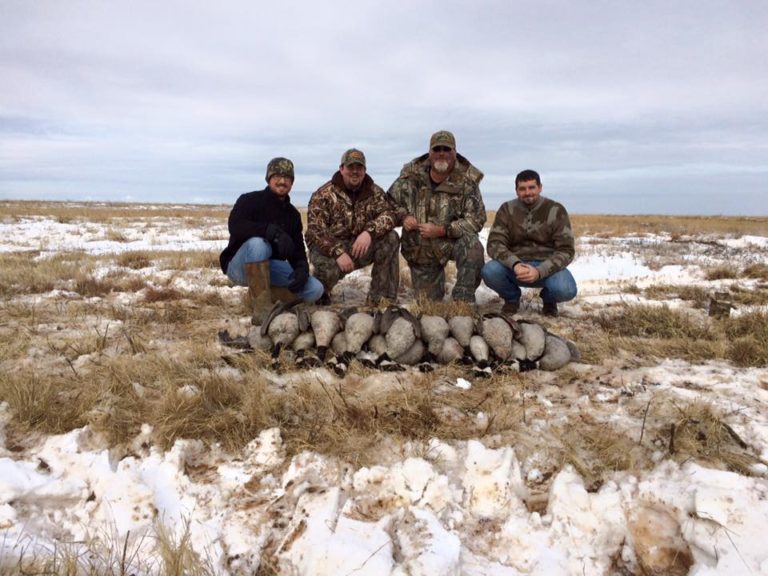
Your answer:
[433,160,450,174]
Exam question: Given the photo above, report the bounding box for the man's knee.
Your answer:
[481,260,506,283]
[549,270,578,302]
[303,277,325,303]
[242,237,272,261]
[380,230,400,250]
[454,235,484,267]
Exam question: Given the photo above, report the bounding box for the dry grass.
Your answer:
[571,214,768,237]
[642,284,710,308]
[557,417,652,491]
[0,200,229,222]
[705,265,736,280]
[596,304,715,340]
[116,250,153,269]
[723,312,768,367]
[743,263,768,280]
[658,400,764,475]
[0,519,213,575]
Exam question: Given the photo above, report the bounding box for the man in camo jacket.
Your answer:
[481,169,577,317]
[386,130,486,302]
[305,148,400,304]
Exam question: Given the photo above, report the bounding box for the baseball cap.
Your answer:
[340,148,366,168]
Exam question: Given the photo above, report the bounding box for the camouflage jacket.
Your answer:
[305,172,397,258]
[386,153,486,265]
[486,196,575,278]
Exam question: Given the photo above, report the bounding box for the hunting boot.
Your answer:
[244,261,273,326]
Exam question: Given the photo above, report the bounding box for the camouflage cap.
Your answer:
[265,157,295,183]
[429,130,456,150]
[340,148,366,168]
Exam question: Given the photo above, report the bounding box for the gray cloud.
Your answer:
[1,0,766,214]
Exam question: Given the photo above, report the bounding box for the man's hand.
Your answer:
[403,215,419,231]
[265,224,294,260]
[418,223,445,239]
[514,263,540,283]
[351,231,372,259]
[336,252,355,273]
[287,265,309,292]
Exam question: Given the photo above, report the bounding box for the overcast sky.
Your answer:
[1,0,766,215]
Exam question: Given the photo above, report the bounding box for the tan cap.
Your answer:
[340,148,366,168]
[429,130,456,150]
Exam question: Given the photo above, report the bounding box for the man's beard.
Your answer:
[433,160,450,174]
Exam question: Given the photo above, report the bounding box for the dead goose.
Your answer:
[344,312,375,356]
[437,337,465,364]
[327,331,349,376]
[448,316,474,348]
[469,334,493,377]
[481,315,516,362]
[395,339,425,366]
[266,311,300,359]
[385,316,419,360]
[538,333,573,371]
[292,330,319,368]
[310,309,343,362]
[420,315,450,358]
[516,321,546,361]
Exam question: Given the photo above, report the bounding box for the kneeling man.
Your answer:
[481,169,576,317]
[305,148,400,305]
[220,157,324,324]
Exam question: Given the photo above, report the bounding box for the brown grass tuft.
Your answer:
[723,311,768,367]
[705,266,736,280]
[596,304,715,340]
[663,401,763,475]
[117,250,153,269]
[742,263,768,280]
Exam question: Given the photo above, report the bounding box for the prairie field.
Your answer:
[1,201,767,575]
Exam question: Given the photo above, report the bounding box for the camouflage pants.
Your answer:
[309,230,400,302]
[408,234,484,302]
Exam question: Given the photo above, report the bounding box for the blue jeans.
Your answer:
[225,237,324,303]
[481,259,577,304]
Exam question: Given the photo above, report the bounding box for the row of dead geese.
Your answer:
[219,303,580,377]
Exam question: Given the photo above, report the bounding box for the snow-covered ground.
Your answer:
[1,212,767,575]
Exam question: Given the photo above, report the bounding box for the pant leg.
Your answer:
[409,263,446,301]
[480,259,522,303]
[309,245,349,295]
[539,268,578,303]
[451,235,484,302]
[226,237,272,286]
[481,259,577,304]
[367,230,400,301]
[268,258,324,303]
[227,237,323,302]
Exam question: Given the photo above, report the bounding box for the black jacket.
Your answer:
[219,187,309,274]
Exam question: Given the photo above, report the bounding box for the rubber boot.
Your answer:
[244,261,273,326]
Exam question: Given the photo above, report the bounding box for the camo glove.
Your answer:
[287,263,309,292]
[265,224,295,260]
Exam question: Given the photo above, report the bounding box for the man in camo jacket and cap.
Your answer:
[387,130,486,302]
[220,157,324,325]
[305,148,400,305]
[481,169,576,317]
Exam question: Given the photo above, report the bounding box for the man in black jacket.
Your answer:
[220,157,323,324]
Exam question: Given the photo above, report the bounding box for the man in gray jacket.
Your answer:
[481,169,576,317]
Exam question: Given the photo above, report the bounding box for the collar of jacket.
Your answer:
[514,196,545,212]
[401,152,484,186]
[331,171,375,201]
[263,185,294,207]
